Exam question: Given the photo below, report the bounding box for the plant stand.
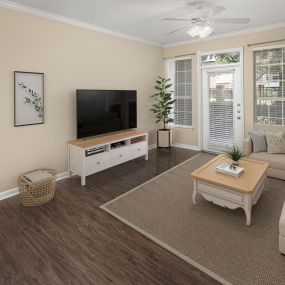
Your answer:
[157,129,172,149]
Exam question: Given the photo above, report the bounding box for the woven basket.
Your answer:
[18,169,57,207]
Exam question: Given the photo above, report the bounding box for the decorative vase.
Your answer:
[157,129,172,149]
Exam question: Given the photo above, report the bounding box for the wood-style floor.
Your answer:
[0,147,220,285]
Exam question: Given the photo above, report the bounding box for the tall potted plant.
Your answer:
[151,77,175,148]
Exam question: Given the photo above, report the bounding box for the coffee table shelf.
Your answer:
[191,155,269,226]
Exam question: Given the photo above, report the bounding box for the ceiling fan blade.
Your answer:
[166,26,188,35]
[161,17,189,22]
[200,5,226,18]
[214,18,250,24]
[186,1,215,9]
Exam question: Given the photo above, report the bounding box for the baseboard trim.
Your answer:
[173,143,201,151]
[0,187,19,201]
[148,144,156,150]
[0,171,70,202]
[0,144,156,202]
[56,171,69,181]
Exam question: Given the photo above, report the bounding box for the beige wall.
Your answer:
[1,5,285,193]
[164,27,285,147]
[0,7,163,193]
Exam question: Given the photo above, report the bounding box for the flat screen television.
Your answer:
[76,89,137,139]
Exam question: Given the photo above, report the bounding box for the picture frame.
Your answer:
[14,71,44,127]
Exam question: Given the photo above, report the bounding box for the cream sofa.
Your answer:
[243,137,285,180]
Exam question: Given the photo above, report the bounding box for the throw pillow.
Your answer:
[266,132,285,154]
[249,131,267,153]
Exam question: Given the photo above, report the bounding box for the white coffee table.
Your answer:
[191,155,269,226]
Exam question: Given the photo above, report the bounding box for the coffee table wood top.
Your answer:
[191,154,269,194]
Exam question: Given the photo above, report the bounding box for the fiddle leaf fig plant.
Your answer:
[150,77,175,130]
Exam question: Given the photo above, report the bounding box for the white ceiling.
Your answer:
[3,0,285,46]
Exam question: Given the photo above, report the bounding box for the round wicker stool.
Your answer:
[18,169,57,206]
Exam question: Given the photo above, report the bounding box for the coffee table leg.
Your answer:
[192,178,197,205]
[244,194,252,226]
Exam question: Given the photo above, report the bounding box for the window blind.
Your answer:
[254,47,285,125]
[174,59,192,127]
[208,71,235,151]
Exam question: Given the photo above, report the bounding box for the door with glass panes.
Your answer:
[202,67,243,152]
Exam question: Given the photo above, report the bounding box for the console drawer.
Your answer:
[130,142,147,158]
[110,146,130,166]
[85,152,109,176]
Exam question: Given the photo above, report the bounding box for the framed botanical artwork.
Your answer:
[14,71,44,126]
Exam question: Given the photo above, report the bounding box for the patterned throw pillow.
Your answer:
[266,132,285,154]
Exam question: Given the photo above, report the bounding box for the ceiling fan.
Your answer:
[161,1,250,38]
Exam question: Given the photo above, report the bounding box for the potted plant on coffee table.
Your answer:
[151,77,175,149]
[225,145,243,166]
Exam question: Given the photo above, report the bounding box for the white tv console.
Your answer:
[67,130,148,185]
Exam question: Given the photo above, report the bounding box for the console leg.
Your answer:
[145,152,148,161]
[81,176,86,186]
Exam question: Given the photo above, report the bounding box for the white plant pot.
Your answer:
[157,129,172,148]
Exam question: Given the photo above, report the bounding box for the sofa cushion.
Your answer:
[279,202,285,237]
[249,152,285,171]
[249,131,267,153]
[266,132,285,154]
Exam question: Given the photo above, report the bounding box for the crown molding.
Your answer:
[0,0,162,48]
[1,1,285,50]
[163,22,285,48]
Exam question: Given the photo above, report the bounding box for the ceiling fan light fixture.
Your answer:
[187,24,213,38]
[187,24,202,37]
[199,24,214,38]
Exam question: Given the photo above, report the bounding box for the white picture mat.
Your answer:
[15,72,44,126]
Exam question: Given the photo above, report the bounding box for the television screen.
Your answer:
[76,90,137,139]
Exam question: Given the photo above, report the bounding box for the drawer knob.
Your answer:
[119,154,123,157]
[97,162,100,165]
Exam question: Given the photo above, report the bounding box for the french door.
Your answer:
[202,67,243,152]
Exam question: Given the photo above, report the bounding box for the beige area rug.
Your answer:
[101,153,285,285]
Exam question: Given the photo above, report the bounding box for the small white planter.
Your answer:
[157,129,172,149]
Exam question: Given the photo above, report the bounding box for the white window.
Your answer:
[254,47,285,125]
[201,51,240,66]
[174,58,192,127]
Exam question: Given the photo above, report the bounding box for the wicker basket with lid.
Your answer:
[18,169,57,206]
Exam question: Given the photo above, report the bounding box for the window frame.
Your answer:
[172,56,193,129]
[200,47,242,70]
[253,44,285,126]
